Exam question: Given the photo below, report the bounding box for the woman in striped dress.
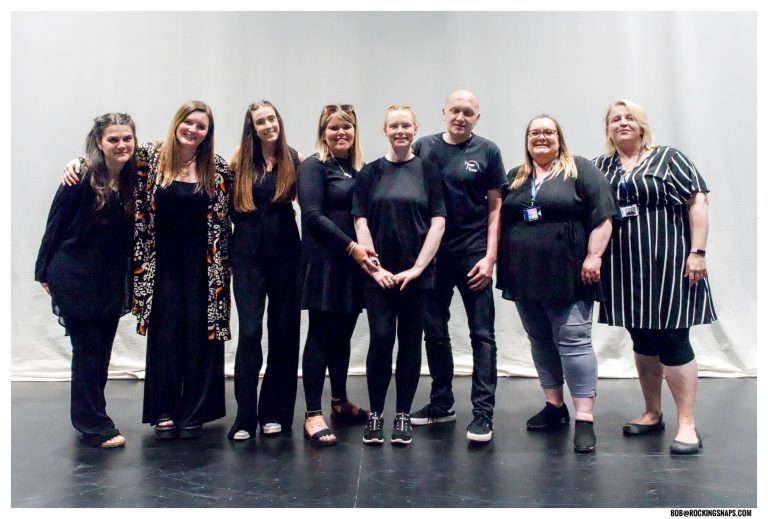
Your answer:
[594,99,716,455]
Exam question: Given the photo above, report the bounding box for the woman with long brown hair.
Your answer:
[227,101,303,441]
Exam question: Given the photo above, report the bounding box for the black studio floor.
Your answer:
[11,376,756,508]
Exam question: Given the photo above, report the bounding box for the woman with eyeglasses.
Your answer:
[594,100,716,455]
[36,113,137,449]
[298,103,379,446]
[226,101,304,441]
[63,100,233,441]
[352,105,446,445]
[496,114,616,453]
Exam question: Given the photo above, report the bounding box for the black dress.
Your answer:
[142,181,225,427]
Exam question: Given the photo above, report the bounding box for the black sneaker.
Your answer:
[466,415,493,443]
[391,413,413,445]
[362,412,384,444]
[574,420,596,453]
[410,403,456,426]
[526,402,570,430]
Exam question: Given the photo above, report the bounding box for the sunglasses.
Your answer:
[323,104,355,115]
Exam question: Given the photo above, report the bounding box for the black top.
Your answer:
[154,181,210,268]
[351,156,446,290]
[496,156,618,302]
[412,133,507,259]
[594,146,717,328]
[298,154,364,313]
[34,172,134,324]
[232,148,300,258]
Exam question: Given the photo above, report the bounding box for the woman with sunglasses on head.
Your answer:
[352,105,446,445]
[36,113,137,449]
[227,101,303,441]
[64,100,233,441]
[496,114,616,453]
[298,103,379,446]
[595,100,716,455]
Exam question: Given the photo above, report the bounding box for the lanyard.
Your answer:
[530,162,555,206]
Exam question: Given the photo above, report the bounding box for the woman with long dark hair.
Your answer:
[37,113,137,448]
[227,101,303,440]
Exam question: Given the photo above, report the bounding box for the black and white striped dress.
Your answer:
[594,146,717,329]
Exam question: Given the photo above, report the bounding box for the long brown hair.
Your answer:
[231,101,296,212]
[511,114,578,190]
[83,112,136,216]
[157,100,216,196]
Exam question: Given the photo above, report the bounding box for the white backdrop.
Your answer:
[10,11,756,380]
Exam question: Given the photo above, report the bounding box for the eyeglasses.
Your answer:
[324,104,355,115]
[528,129,558,138]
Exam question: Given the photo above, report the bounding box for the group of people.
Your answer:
[35,91,716,456]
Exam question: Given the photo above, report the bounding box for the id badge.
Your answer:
[523,205,542,222]
[620,204,639,218]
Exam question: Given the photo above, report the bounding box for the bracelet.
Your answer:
[347,242,358,256]
[690,248,706,257]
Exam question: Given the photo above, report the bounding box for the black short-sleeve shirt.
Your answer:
[412,133,507,258]
[351,156,446,290]
[495,156,618,302]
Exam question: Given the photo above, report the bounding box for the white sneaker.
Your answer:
[261,422,282,435]
[233,430,251,441]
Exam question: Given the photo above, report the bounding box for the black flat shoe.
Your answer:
[179,424,203,439]
[526,402,570,430]
[330,399,370,424]
[670,430,703,455]
[574,420,596,453]
[623,413,665,436]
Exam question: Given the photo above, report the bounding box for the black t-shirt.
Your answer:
[351,156,446,290]
[412,133,507,259]
[495,156,618,302]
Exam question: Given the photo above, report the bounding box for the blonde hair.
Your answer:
[383,105,418,129]
[231,101,296,212]
[157,100,216,196]
[604,99,656,155]
[511,114,578,189]
[315,105,363,172]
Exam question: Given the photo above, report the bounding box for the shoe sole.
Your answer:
[411,415,456,426]
[623,421,665,436]
[526,419,570,431]
[391,437,413,445]
[179,428,203,439]
[574,445,596,453]
[155,429,176,440]
[362,437,385,445]
[467,431,493,442]
[232,433,251,441]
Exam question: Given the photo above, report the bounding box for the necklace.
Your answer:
[331,155,352,178]
[179,155,196,178]
[621,148,643,177]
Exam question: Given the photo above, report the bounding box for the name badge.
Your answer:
[620,204,639,218]
[523,205,542,222]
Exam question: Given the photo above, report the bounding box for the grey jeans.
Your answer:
[514,300,597,398]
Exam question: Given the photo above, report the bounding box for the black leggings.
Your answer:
[302,310,360,412]
[67,317,121,446]
[364,286,428,415]
[627,327,695,366]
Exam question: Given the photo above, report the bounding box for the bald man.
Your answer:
[411,90,507,442]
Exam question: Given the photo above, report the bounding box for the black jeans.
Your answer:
[364,285,428,415]
[66,317,121,447]
[423,252,497,418]
[230,252,301,437]
[302,310,360,412]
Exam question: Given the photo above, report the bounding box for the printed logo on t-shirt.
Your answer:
[464,160,480,173]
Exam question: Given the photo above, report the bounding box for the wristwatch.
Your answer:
[690,248,706,256]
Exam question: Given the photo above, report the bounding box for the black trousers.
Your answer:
[302,310,359,412]
[364,286,429,415]
[229,252,300,437]
[66,317,121,447]
[423,252,497,418]
[142,256,225,427]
